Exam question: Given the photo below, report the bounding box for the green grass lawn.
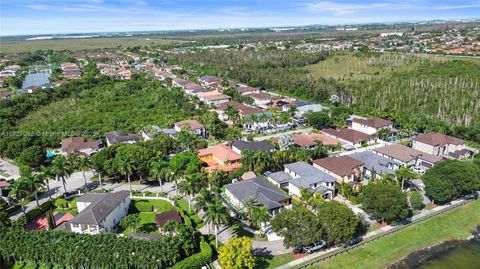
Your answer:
[255,253,296,269]
[301,199,480,269]
[12,263,57,269]
[175,198,205,229]
[231,224,268,241]
[131,199,175,213]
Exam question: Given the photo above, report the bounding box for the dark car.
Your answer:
[139,179,156,185]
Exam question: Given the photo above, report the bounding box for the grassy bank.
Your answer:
[302,199,480,269]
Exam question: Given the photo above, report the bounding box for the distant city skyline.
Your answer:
[1,0,480,36]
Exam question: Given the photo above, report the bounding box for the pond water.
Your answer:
[389,238,480,269]
[22,71,51,89]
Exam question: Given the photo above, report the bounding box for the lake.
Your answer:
[389,238,480,269]
[22,71,51,89]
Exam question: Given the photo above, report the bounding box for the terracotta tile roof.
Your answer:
[323,128,372,144]
[313,156,363,177]
[175,120,204,131]
[197,144,241,163]
[293,133,343,147]
[246,92,270,100]
[216,101,263,116]
[414,132,464,146]
[60,137,102,152]
[352,118,393,128]
[204,94,231,101]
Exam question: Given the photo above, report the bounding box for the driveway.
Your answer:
[9,171,94,220]
[0,158,20,180]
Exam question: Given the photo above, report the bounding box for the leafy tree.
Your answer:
[317,201,359,245]
[271,207,323,248]
[163,221,198,257]
[306,111,332,127]
[359,182,409,223]
[14,145,46,168]
[119,213,140,232]
[410,191,424,210]
[423,160,480,204]
[218,237,256,269]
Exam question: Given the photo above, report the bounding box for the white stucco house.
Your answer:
[412,132,467,157]
[69,191,130,234]
[351,117,393,135]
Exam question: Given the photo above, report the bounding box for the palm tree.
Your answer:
[252,206,270,229]
[395,166,415,191]
[299,186,312,207]
[194,189,216,233]
[279,112,290,126]
[242,196,260,222]
[149,158,168,192]
[115,154,135,192]
[8,178,30,215]
[205,199,230,248]
[178,173,203,211]
[25,174,45,206]
[40,166,54,199]
[52,156,72,194]
[77,156,92,190]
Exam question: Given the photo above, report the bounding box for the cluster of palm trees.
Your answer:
[240,197,271,228]
[7,153,90,215]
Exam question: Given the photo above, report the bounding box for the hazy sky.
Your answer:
[1,0,479,36]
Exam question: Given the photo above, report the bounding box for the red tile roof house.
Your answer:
[216,101,264,123]
[291,132,343,149]
[197,144,242,173]
[412,132,466,157]
[322,128,375,147]
[174,120,207,139]
[351,117,394,135]
[59,137,102,156]
[198,75,222,86]
[313,156,364,183]
[196,90,232,106]
[235,85,261,95]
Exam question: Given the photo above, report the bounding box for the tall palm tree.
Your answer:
[8,178,30,215]
[115,154,135,192]
[25,174,45,206]
[52,156,72,194]
[205,199,229,248]
[178,173,203,211]
[252,206,270,229]
[40,166,54,199]
[395,166,415,191]
[149,158,168,192]
[242,196,260,222]
[194,189,216,233]
[77,156,92,190]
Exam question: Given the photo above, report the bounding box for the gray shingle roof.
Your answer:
[70,191,130,225]
[348,151,401,175]
[284,161,335,183]
[264,171,292,184]
[225,177,289,210]
[231,140,275,153]
[106,131,141,145]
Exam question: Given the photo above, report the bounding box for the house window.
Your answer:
[72,224,79,228]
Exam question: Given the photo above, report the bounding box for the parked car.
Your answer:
[303,240,326,254]
[139,179,156,185]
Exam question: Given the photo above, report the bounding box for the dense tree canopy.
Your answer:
[218,237,256,269]
[423,160,480,204]
[360,182,409,223]
[317,201,360,245]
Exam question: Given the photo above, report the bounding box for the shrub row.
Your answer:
[171,239,212,269]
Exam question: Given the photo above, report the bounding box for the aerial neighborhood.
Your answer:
[0,21,479,269]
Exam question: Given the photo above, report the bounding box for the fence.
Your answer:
[129,193,175,206]
[297,198,474,268]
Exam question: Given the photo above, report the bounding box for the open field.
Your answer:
[306,52,480,80]
[0,37,178,54]
[300,199,480,269]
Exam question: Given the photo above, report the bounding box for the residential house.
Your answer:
[197,144,242,173]
[348,151,401,179]
[313,156,364,183]
[231,140,275,154]
[235,85,261,95]
[69,191,130,234]
[174,120,207,139]
[291,132,342,149]
[172,78,190,88]
[322,128,375,148]
[155,210,183,232]
[412,132,468,158]
[196,91,232,106]
[294,104,329,120]
[266,161,336,199]
[59,137,102,156]
[224,177,291,216]
[351,117,394,135]
[106,131,142,146]
[245,92,271,107]
[141,125,177,140]
[198,75,221,86]
[373,144,443,169]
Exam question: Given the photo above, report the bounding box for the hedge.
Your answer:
[132,200,154,212]
[54,198,69,209]
[178,209,193,227]
[25,200,54,222]
[171,239,212,269]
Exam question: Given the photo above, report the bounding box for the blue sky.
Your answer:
[1,0,479,36]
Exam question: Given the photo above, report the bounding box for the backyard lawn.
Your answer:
[303,199,480,269]
[255,253,296,269]
[122,199,177,235]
